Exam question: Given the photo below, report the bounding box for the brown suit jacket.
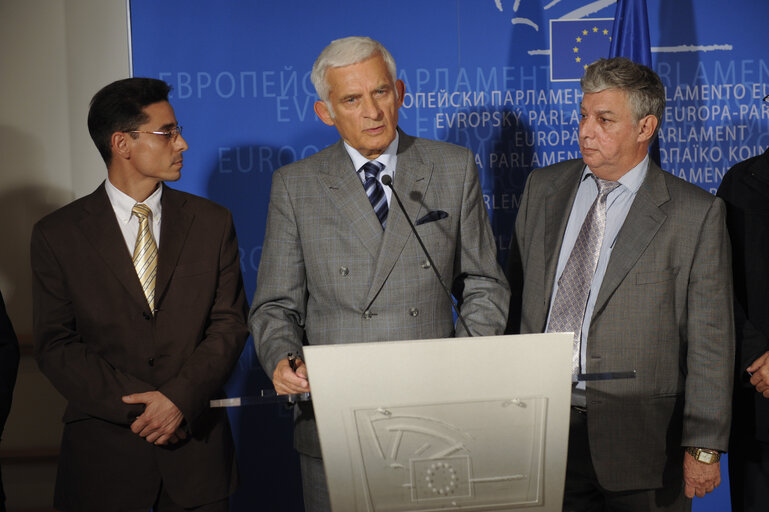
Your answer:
[32,183,248,511]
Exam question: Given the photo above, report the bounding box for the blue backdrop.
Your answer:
[128,1,769,509]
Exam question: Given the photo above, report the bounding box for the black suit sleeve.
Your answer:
[717,162,769,384]
[0,290,19,435]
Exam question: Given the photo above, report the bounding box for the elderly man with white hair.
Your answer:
[249,36,510,511]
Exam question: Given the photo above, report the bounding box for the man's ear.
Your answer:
[637,114,658,143]
[111,131,131,160]
[395,79,405,108]
[314,101,335,126]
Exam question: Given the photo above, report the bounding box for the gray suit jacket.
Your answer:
[508,158,734,491]
[250,130,510,456]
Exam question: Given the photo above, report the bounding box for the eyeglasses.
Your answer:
[126,125,183,142]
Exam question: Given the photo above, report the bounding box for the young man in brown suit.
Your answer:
[32,78,248,511]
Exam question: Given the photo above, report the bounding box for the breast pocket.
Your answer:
[173,260,215,278]
[635,267,678,285]
[630,267,679,348]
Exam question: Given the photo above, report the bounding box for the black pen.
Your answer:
[287,352,297,372]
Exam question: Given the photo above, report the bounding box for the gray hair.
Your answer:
[581,57,665,138]
[311,36,398,116]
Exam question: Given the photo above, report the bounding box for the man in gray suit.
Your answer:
[249,36,509,511]
[506,57,733,511]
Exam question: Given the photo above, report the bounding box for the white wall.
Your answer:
[0,0,131,333]
[0,0,130,507]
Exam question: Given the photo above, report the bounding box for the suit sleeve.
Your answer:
[452,149,511,337]
[32,223,153,424]
[733,301,768,383]
[0,290,19,434]
[681,197,735,451]
[249,171,307,376]
[504,171,534,335]
[717,172,769,380]
[158,210,249,429]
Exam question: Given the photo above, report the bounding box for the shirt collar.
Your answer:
[583,154,649,194]
[105,179,163,225]
[344,132,399,174]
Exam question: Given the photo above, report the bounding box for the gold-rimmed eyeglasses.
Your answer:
[126,125,183,142]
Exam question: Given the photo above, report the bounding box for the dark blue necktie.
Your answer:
[360,161,388,229]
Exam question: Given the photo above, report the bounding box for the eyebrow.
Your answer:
[580,105,615,116]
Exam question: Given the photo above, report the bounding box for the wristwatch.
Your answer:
[685,447,721,464]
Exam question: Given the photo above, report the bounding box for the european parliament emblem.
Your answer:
[550,18,614,82]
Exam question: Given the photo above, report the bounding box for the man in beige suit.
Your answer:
[507,58,734,511]
[249,36,510,512]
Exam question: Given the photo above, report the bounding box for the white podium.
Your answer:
[303,333,573,512]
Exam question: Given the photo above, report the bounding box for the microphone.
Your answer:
[381,174,473,337]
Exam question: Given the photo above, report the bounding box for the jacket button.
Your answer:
[148,358,154,367]
[142,312,151,320]
[409,308,419,317]
[421,260,431,269]
[339,266,349,276]
[362,310,373,320]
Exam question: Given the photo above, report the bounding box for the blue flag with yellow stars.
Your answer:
[550,18,614,81]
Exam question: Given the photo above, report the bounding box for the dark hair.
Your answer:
[87,77,172,165]
[581,57,665,138]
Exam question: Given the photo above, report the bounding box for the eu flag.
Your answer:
[550,18,613,82]
[609,0,660,165]
[609,0,653,67]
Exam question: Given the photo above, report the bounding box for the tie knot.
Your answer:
[132,203,152,220]
[360,161,384,180]
[591,175,621,197]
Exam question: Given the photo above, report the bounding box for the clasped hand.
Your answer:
[122,391,186,445]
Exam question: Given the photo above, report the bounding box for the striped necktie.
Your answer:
[131,203,158,313]
[360,161,388,229]
[547,175,620,378]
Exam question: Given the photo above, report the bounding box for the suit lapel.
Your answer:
[77,184,149,310]
[154,186,194,309]
[365,133,431,307]
[316,141,384,259]
[543,162,583,308]
[592,162,669,316]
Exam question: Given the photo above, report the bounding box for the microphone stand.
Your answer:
[381,174,473,337]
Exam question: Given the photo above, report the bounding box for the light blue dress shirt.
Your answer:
[547,155,649,390]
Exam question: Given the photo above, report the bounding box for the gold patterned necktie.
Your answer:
[131,203,158,313]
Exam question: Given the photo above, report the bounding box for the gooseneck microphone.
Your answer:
[381,174,473,337]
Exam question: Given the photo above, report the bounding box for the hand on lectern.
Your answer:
[273,356,310,395]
